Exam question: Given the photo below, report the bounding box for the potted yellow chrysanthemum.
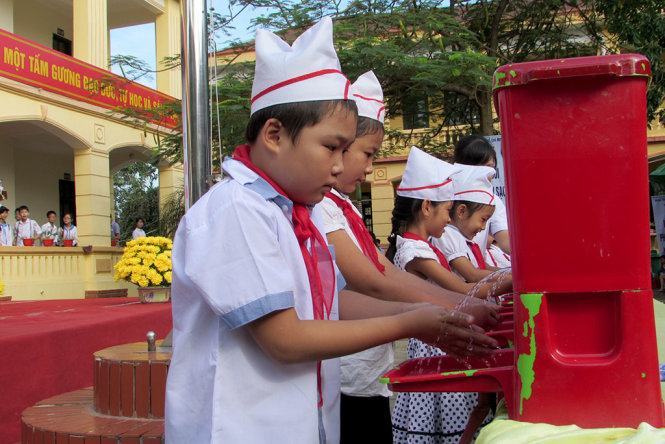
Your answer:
[114,236,173,303]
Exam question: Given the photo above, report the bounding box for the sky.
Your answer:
[109,1,262,89]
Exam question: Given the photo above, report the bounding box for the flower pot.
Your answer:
[22,238,34,246]
[42,239,54,247]
[137,286,171,304]
[62,239,74,247]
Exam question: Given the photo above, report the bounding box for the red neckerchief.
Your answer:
[232,145,334,407]
[466,241,487,270]
[401,231,451,271]
[325,192,385,274]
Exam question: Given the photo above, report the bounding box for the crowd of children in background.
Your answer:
[0,205,149,247]
[0,205,78,247]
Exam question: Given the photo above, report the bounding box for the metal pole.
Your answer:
[180,0,211,209]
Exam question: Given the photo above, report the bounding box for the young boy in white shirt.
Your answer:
[14,205,41,246]
[0,206,12,246]
[165,18,498,444]
[41,210,59,245]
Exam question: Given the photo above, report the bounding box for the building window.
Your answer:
[443,92,481,127]
[402,93,430,130]
[53,34,72,56]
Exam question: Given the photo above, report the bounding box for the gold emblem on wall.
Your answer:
[373,167,388,183]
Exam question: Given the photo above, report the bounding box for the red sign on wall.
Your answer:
[0,29,179,129]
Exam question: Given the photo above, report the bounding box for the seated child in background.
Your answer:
[132,217,146,239]
[14,205,41,246]
[164,18,498,444]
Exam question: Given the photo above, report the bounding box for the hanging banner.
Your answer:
[485,135,506,203]
[0,29,178,129]
[652,195,665,255]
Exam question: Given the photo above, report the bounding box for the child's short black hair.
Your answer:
[454,135,497,166]
[18,205,29,212]
[356,116,384,138]
[245,99,358,144]
[47,210,56,218]
[0,206,8,214]
[136,217,145,224]
[450,200,491,221]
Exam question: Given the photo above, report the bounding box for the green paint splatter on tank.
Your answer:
[522,321,528,337]
[379,377,391,385]
[641,372,647,379]
[441,369,478,377]
[507,339,514,348]
[509,70,517,78]
[517,293,543,416]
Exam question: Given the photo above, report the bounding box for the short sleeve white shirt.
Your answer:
[485,243,511,269]
[14,219,41,246]
[319,189,362,249]
[392,235,438,272]
[41,222,59,242]
[473,198,508,254]
[432,225,482,275]
[132,228,146,239]
[60,225,78,245]
[165,158,341,444]
[0,222,12,246]
[319,189,393,398]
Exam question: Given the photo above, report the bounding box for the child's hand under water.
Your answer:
[402,305,499,357]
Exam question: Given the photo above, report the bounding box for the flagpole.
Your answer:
[180,0,211,209]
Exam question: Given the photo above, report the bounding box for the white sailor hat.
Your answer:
[351,71,385,124]
[451,164,496,205]
[396,147,460,201]
[251,17,351,115]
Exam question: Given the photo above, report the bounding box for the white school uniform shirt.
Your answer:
[432,225,482,278]
[14,219,41,246]
[132,228,146,239]
[0,221,12,246]
[60,225,78,245]
[472,197,509,254]
[485,243,511,269]
[392,235,440,274]
[320,189,393,398]
[111,221,120,237]
[165,158,342,444]
[41,222,60,243]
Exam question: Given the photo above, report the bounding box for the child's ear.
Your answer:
[421,200,433,217]
[455,203,467,219]
[259,118,284,155]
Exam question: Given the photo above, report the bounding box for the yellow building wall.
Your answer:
[0,246,137,300]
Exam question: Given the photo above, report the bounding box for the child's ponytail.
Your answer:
[386,195,424,263]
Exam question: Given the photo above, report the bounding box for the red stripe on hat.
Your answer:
[344,78,350,100]
[353,93,383,104]
[454,189,495,204]
[376,106,386,120]
[251,69,349,104]
[396,178,452,192]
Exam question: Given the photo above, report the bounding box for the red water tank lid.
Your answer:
[493,53,651,91]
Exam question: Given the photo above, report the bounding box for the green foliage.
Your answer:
[113,162,160,242]
[584,0,665,126]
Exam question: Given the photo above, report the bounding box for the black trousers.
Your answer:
[340,393,392,444]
